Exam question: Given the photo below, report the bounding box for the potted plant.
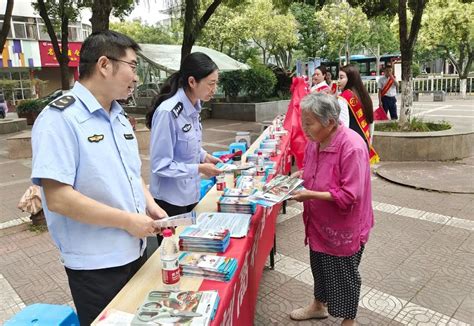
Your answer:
[16,99,45,125]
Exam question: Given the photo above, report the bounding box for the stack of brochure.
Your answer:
[154,211,197,228]
[248,175,304,207]
[217,196,255,214]
[179,226,231,253]
[179,252,238,282]
[235,175,266,190]
[131,290,219,326]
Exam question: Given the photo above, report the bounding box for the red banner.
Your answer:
[39,41,81,67]
[283,77,308,169]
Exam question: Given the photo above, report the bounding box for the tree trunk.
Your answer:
[90,0,113,33]
[0,0,14,53]
[181,0,223,63]
[460,79,467,99]
[397,0,427,126]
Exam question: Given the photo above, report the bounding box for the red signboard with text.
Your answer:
[39,41,82,67]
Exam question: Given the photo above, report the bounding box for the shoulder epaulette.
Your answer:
[171,102,183,118]
[49,95,75,110]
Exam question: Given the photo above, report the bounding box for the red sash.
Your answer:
[340,90,380,164]
[315,85,330,93]
[380,76,394,97]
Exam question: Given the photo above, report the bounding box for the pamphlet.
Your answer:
[197,212,252,238]
[154,212,197,228]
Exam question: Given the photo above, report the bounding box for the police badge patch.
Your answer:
[88,134,104,143]
[182,124,192,132]
[50,95,75,110]
[172,102,184,118]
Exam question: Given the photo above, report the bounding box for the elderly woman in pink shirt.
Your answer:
[289,92,374,326]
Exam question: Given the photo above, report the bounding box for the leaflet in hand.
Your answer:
[216,162,254,172]
[131,290,219,326]
[154,211,197,228]
[249,175,304,207]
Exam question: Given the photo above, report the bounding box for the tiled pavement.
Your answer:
[1,116,473,324]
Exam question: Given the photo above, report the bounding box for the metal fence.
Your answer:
[363,76,474,95]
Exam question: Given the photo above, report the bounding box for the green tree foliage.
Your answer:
[243,64,277,99]
[110,20,179,44]
[346,0,398,18]
[238,0,298,67]
[316,1,369,63]
[419,0,473,97]
[289,3,328,59]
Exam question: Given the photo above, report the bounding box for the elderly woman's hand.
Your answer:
[291,189,314,202]
[291,170,303,178]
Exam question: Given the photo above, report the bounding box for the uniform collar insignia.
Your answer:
[50,95,75,110]
[182,124,192,132]
[124,133,134,140]
[172,102,184,118]
[88,134,104,143]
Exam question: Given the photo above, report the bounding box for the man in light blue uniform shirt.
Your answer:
[31,31,166,325]
[150,88,209,207]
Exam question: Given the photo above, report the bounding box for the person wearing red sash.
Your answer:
[338,64,379,164]
[377,64,399,119]
[310,66,330,93]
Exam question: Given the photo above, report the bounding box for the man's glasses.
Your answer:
[107,57,138,73]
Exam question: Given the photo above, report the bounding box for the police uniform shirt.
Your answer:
[377,75,397,97]
[31,82,146,270]
[150,88,207,206]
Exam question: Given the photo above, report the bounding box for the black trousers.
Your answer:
[65,254,147,326]
[154,199,198,247]
[382,95,398,120]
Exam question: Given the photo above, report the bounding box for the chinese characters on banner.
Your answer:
[38,41,82,67]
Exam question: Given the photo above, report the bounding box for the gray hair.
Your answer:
[300,92,341,127]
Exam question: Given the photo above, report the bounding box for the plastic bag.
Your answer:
[18,185,42,215]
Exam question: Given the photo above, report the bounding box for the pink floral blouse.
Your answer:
[302,125,374,256]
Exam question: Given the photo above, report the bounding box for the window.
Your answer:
[0,21,13,38]
[13,22,27,39]
[82,24,92,40]
[38,24,51,41]
[68,25,81,42]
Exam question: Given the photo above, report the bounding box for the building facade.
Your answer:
[0,1,92,104]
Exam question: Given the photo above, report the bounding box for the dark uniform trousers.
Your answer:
[65,253,147,325]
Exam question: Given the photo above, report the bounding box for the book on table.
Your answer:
[179,252,238,282]
[131,290,219,326]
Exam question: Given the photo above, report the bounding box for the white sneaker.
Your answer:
[290,303,329,321]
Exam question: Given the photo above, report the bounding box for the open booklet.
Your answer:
[249,175,304,207]
[196,212,252,238]
[131,290,219,326]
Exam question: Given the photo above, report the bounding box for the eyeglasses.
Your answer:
[107,57,138,73]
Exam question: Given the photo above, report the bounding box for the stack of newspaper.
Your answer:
[131,290,219,326]
[248,175,304,207]
[179,252,238,282]
[179,226,231,253]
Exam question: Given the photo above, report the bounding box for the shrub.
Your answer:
[220,70,245,98]
[242,65,277,100]
[375,117,451,132]
[16,99,44,115]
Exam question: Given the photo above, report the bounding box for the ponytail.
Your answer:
[146,52,218,129]
[146,72,182,129]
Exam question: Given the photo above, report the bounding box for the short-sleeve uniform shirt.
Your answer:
[31,82,146,270]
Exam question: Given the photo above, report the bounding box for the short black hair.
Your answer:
[79,30,140,80]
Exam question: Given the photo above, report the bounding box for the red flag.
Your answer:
[283,77,309,169]
[374,106,389,121]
